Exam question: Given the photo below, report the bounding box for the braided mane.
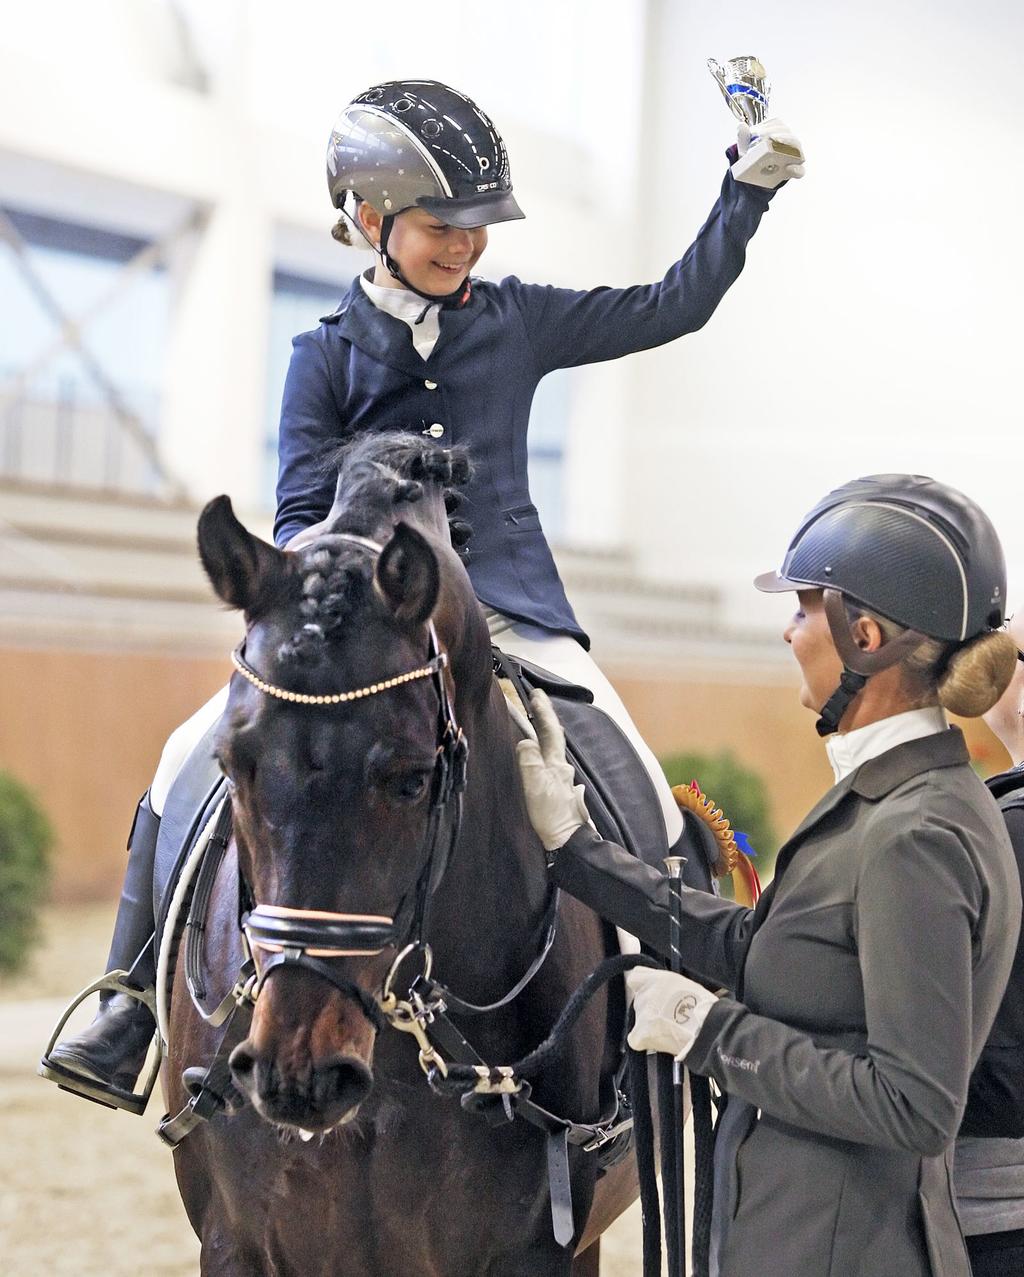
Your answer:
[279,433,472,666]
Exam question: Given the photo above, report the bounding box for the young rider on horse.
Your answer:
[518,474,1022,1276]
[41,78,804,1109]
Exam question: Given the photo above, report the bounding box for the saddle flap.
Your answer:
[153,719,225,950]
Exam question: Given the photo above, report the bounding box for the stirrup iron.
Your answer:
[38,970,162,1116]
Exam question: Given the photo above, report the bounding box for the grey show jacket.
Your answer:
[555,728,1022,1276]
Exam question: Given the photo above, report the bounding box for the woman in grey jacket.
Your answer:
[518,474,1022,1277]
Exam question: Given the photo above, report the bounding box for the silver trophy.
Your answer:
[707,56,803,188]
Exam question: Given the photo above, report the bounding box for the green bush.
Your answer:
[0,771,54,976]
[660,749,778,878]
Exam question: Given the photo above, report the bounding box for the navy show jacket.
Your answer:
[274,171,774,647]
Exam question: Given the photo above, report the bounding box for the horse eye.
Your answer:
[385,772,430,803]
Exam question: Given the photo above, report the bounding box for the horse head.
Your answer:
[197,435,492,1134]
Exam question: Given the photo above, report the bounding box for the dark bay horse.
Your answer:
[166,434,639,1275]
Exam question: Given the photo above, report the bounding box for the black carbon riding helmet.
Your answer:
[326,80,524,300]
[755,474,1007,734]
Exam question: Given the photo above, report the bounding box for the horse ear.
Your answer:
[197,495,287,612]
[375,522,440,626]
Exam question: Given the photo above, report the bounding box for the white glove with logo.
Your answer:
[626,966,719,1062]
[734,116,805,188]
[516,690,591,852]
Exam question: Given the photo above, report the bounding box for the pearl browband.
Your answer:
[230,643,448,706]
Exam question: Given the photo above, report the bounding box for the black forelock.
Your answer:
[321,432,473,548]
[279,434,473,666]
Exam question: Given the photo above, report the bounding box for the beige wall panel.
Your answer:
[605,667,1010,847]
[1,645,1009,901]
[0,646,227,902]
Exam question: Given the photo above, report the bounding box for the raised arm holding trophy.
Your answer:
[709,55,806,188]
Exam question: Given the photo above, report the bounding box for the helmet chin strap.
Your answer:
[344,203,471,309]
[378,216,469,307]
[815,669,868,738]
[815,589,928,738]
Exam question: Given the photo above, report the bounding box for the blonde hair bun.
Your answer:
[937,630,1018,717]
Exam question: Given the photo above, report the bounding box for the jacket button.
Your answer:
[424,423,445,439]
[424,379,438,390]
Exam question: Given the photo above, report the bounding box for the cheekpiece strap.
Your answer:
[816,588,930,736]
[823,589,928,676]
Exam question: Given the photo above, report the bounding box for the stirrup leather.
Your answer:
[38,970,162,1116]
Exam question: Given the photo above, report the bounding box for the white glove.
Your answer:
[735,116,805,187]
[515,690,591,852]
[626,966,718,1062]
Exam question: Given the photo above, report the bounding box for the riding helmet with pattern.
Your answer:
[326,80,524,229]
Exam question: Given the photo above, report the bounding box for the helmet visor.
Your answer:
[753,569,806,593]
[417,189,525,228]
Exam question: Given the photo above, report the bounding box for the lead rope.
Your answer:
[628,1032,663,1277]
[690,1072,716,1276]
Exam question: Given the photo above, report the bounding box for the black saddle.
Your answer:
[153,723,226,955]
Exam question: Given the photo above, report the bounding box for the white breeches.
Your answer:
[149,686,230,818]
[150,612,682,845]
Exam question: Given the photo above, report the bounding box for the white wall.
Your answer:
[1,0,1021,625]
[632,0,1024,625]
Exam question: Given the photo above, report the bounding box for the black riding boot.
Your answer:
[39,791,161,1114]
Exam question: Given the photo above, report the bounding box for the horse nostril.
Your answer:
[229,1043,256,1080]
[320,1056,373,1113]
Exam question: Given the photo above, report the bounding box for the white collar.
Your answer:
[359,271,438,322]
[825,706,949,783]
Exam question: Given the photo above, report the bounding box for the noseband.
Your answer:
[234,534,468,1022]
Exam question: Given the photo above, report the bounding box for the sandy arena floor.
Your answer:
[0,904,675,1275]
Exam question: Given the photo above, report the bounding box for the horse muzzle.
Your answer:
[229,1034,373,1132]
[231,904,394,1129]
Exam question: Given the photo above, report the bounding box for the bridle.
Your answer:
[162,537,626,1236]
[233,534,469,1028]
